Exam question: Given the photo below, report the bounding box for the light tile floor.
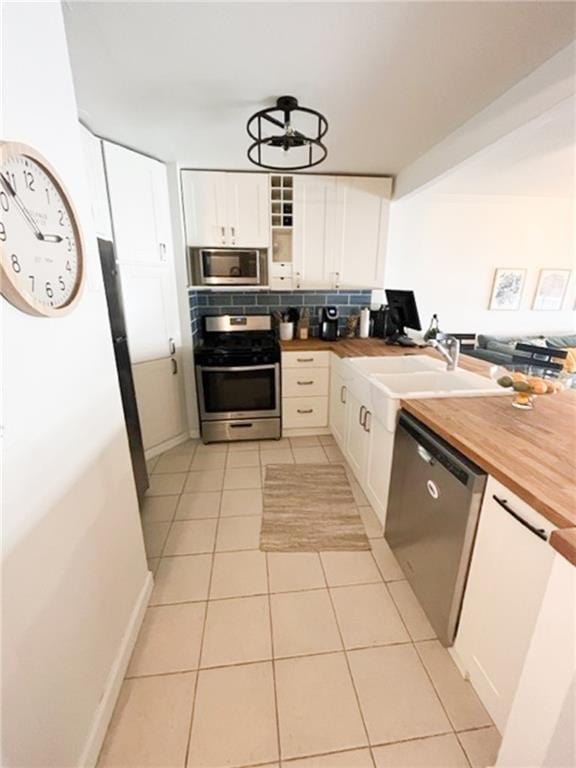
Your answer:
[98,435,501,768]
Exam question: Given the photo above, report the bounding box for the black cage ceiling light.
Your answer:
[247,95,328,171]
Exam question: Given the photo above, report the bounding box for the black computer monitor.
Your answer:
[385,290,422,343]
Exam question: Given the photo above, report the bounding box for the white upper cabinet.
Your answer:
[293,175,337,288]
[182,171,270,248]
[292,175,391,290]
[79,125,112,241]
[226,172,270,247]
[104,142,172,264]
[332,176,392,288]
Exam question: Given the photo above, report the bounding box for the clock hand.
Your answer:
[0,171,45,241]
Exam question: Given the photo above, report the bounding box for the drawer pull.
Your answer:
[297,357,314,363]
[492,495,547,541]
[297,408,314,414]
[297,380,314,386]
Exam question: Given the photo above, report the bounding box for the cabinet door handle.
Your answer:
[295,271,302,289]
[171,358,178,375]
[297,408,313,414]
[297,357,314,363]
[220,226,226,244]
[159,242,167,261]
[492,495,547,541]
[168,337,176,355]
[359,405,366,425]
[334,271,340,289]
[297,380,314,386]
[364,410,372,433]
[230,226,236,244]
[340,385,347,404]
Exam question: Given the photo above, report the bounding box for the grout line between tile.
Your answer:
[264,552,283,766]
[316,556,377,768]
[182,445,224,768]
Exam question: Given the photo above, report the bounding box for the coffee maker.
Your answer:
[319,306,339,341]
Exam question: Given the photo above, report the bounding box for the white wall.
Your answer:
[385,190,575,337]
[1,3,150,766]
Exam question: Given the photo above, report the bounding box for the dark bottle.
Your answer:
[423,314,440,341]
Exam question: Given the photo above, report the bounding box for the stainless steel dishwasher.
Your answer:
[386,411,487,646]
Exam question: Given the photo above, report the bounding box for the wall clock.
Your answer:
[0,141,85,317]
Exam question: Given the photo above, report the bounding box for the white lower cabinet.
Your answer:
[365,414,395,525]
[329,368,349,449]
[343,372,373,484]
[453,476,556,732]
[282,351,330,432]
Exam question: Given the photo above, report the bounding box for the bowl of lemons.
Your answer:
[490,366,567,410]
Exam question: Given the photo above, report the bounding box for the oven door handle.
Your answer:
[198,364,278,373]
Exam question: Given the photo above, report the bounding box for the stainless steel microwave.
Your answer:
[189,248,268,286]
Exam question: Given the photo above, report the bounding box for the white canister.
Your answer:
[279,321,294,341]
[359,307,370,339]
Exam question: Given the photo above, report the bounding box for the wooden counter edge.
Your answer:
[550,529,576,567]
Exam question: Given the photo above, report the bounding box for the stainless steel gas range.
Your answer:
[194,314,281,443]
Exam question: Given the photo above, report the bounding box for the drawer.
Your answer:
[483,476,556,539]
[283,367,329,397]
[270,276,293,290]
[271,262,293,277]
[282,350,330,369]
[283,396,328,428]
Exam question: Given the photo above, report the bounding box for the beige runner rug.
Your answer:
[260,464,371,552]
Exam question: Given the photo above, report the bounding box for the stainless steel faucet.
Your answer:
[429,334,460,371]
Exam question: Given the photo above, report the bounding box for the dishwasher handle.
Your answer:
[492,495,548,541]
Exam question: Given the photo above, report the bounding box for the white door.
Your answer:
[333,176,391,288]
[181,170,227,247]
[293,175,337,288]
[105,143,187,452]
[344,390,369,483]
[329,369,348,450]
[365,415,395,526]
[227,173,270,247]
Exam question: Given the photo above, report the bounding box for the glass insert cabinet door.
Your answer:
[199,365,279,419]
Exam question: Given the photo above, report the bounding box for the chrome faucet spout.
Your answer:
[429,335,460,371]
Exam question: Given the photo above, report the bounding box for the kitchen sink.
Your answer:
[369,368,507,432]
[371,369,505,398]
[347,355,444,376]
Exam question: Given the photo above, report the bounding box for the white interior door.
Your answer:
[227,173,270,247]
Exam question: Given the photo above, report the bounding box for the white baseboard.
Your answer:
[188,428,200,439]
[145,432,190,460]
[282,427,331,437]
[79,572,153,767]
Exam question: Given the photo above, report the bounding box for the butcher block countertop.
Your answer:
[281,337,576,565]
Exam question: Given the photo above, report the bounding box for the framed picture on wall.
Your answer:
[532,269,571,311]
[489,268,526,311]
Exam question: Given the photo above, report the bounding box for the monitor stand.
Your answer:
[385,327,417,347]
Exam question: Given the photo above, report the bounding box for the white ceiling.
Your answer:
[432,97,576,198]
[63,1,576,175]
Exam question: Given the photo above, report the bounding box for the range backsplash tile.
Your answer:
[188,289,373,341]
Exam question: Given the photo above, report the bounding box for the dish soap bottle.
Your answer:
[424,314,440,342]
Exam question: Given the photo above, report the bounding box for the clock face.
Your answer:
[0,142,84,316]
